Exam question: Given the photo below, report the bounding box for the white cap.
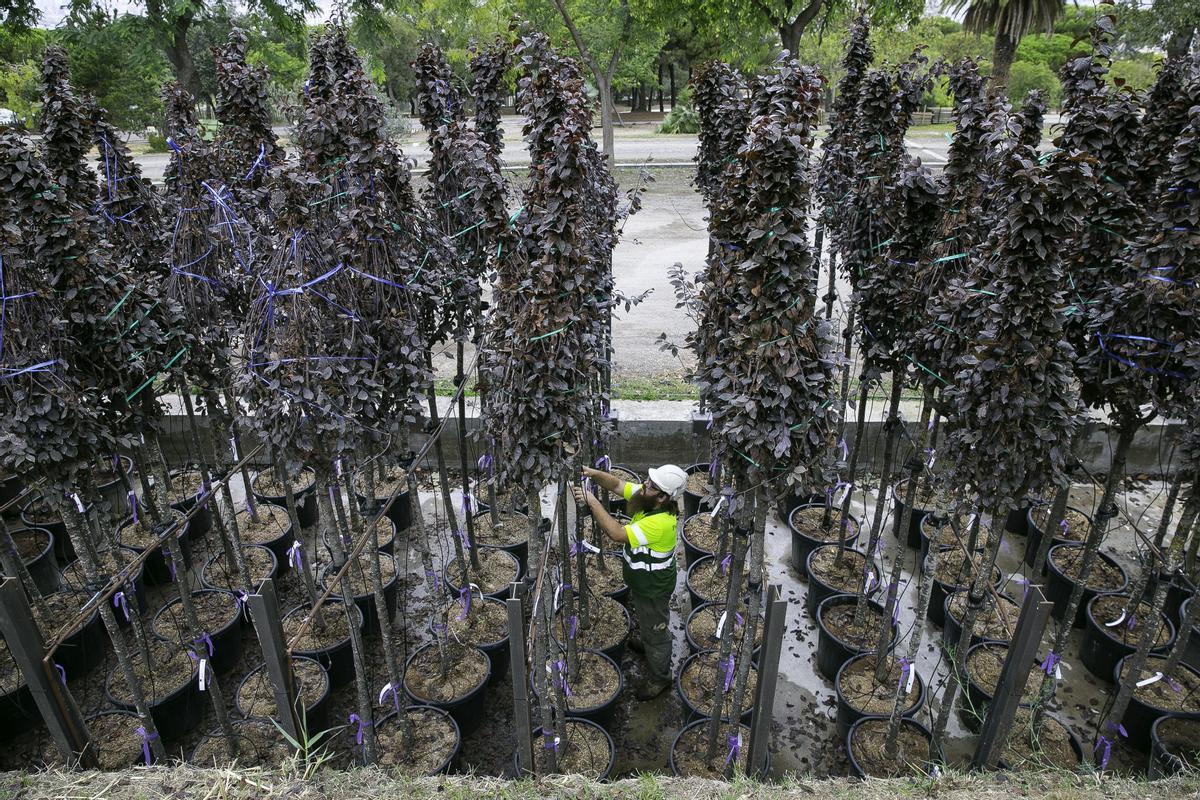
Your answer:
[647,464,687,500]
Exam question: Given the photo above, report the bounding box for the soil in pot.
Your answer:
[1123,656,1200,715]
[578,555,627,597]
[7,527,57,593]
[966,644,1043,705]
[532,718,612,777]
[374,706,459,773]
[849,717,932,778]
[685,471,712,497]
[672,719,750,777]
[150,590,241,671]
[281,602,356,652]
[922,513,976,551]
[105,640,196,710]
[445,547,519,596]
[1031,506,1090,542]
[319,550,397,597]
[946,592,1022,643]
[838,654,921,717]
[235,504,292,545]
[791,505,856,544]
[404,642,488,705]
[444,596,508,647]
[236,657,329,719]
[252,468,316,500]
[1154,716,1200,771]
[553,595,628,654]
[545,650,621,712]
[0,638,24,695]
[683,514,719,555]
[61,547,140,591]
[32,590,106,677]
[82,712,153,768]
[354,464,407,500]
[202,545,277,591]
[9,526,51,563]
[1050,546,1125,592]
[822,601,890,653]
[935,548,994,591]
[893,479,944,510]
[117,509,189,550]
[687,603,762,653]
[689,557,749,606]
[809,547,871,595]
[1000,708,1080,769]
[1089,594,1173,649]
[191,718,295,766]
[471,511,527,547]
[166,469,208,506]
[679,651,758,719]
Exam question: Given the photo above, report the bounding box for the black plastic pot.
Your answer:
[355,474,414,534]
[681,513,716,569]
[1045,543,1129,627]
[443,546,523,601]
[1143,572,1194,628]
[834,651,926,740]
[0,474,23,518]
[200,544,280,598]
[777,489,823,525]
[319,552,399,633]
[5,526,59,595]
[682,463,712,518]
[432,596,511,686]
[1114,656,1200,751]
[917,513,983,565]
[805,544,876,619]
[104,656,202,741]
[83,711,155,766]
[537,649,623,726]
[676,650,755,724]
[251,468,317,529]
[930,560,1003,628]
[942,591,1020,652]
[0,666,35,740]
[846,716,937,778]
[551,596,632,665]
[169,469,212,540]
[1180,597,1200,673]
[1023,504,1091,570]
[373,706,461,774]
[686,554,743,610]
[403,642,491,736]
[891,479,933,549]
[21,496,79,564]
[668,717,766,777]
[790,504,860,579]
[1081,593,1176,682]
[606,465,642,516]
[1149,714,1200,778]
[1005,499,1039,536]
[239,504,297,573]
[815,594,895,683]
[94,455,134,516]
[527,718,615,780]
[684,601,762,661]
[63,548,148,629]
[995,714,1083,770]
[285,601,364,688]
[117,514,192,586]
[235,656,332,734]
[151,590,244,674]
[49,594,107,679]
[469,510,528,573]
[961,642,1040,729]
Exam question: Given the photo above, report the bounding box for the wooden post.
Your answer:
[747,584,785,778]
[508,583,534,776]
[247,578,301,743]
[972,584,1052,769]
[0,578,95,766]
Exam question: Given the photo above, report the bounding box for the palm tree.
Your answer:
[942,0,1065,93]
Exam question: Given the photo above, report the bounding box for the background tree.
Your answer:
[942,0,1065,94]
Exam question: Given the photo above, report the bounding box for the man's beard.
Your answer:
[628,491,668,517]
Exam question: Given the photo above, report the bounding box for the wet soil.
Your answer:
[1000,708,1079,769]
[404,642,488,703]
[849,717,931,778]
[81,713,148,769]
[282,602,357,651]
[578,554,627,596]
[552,650,621,711]
[106,640,196,704]
[838,654,920,714]
[235,505,291,544]
[151,590,239,642]
[444,597,508,647]
[791,507,856,541]
[966,644,1042,703]
[809,547,870,593]
[236,657,328,718]
[190,719,294,766]
[947,592,1021,641]
[687,603,762,652]
[821,603,888,650]
[446,548,518,595]
[679,651,758,718]
[202,545,275,589]
[689,557,748,605]
[471,511,527,547]
[1051,546,1125,591]
[1155,716,1200,768]
[1126,657,1200,711]
[252,468,316,498]
[1090,593,1171,648]
[1031,506,1090,540]
[532,719,611,777]
[119,510,187,549]
[374,707,458,773]
[554,595,628,652]
[671,720,749,777]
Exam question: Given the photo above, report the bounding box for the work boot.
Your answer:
[635,676,670,701]
[627,633,645,654]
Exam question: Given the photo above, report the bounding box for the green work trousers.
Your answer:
[631,590,673,684]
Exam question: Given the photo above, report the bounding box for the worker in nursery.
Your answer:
[573,463,687,700]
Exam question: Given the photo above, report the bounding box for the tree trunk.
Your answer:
[597,75,616,162]
[657,59,665,113]
[1166,28,1195,60]
[990,32,1018,96]
[780,23,801,57]
[163,15,201,100]
[669,63,677,108]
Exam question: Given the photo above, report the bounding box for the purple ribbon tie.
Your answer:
[568,615,578,639]
[54,663,66,685]
[164,547,177,581]
[129,491,138,524]
[136,726,157,765]
[725,732,741,766]
[722,655,736,692]
[720,553,732,574]
[195,632,214,657]
[287,540,303,569]
[898,658,911,690]
[1042,651,1060,676]
[349,713,365,745]
[458,586,471,620]
[113,591,130,621]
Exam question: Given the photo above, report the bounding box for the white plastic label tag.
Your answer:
[1137,671,1164,688]
[1104,611,1127,628]
[905,666,916,693]
[199,659,208,691]
[710,496,727,519]
[715,611,728,638]
[72,494,85,513]
[230,437,239,460]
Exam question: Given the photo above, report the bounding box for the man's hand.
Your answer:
[571,486,588,506]
[581,466,603,481]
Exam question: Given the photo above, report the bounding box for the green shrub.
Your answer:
[658,104,699,134]
[146,132,168,152]
[1007,61,1061,107]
